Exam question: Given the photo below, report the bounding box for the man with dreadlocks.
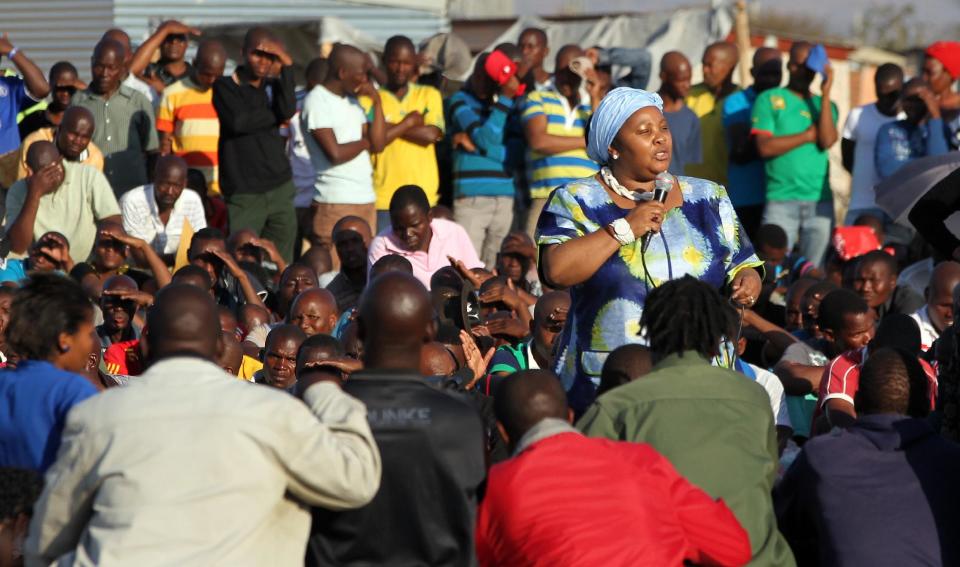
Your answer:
[579,275,795,567]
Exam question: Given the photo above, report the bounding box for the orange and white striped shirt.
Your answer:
[157,76,220,194]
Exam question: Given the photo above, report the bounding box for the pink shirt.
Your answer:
[367,218,483,289]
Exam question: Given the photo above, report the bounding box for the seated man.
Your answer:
[287,288,338,338]
[326,216,372,312]
[777,348,960,566]
[188,228,266,311]
[852,250,924,320]
[17,106,104,180]
[778,288,874,395]
[120,155,207,264]
[815,313,936,430]
[910,260,960,351]
[96,275,144,349]
[0,231,74,284]
[255,324,306,392]
[367,185,482,289]
[70,221,172,299]
[5,141,120,260]
[597,344,653,396]
[477,370,751,567]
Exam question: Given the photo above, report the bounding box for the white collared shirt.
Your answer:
[120,184,207,255]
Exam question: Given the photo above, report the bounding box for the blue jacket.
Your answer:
[775,414,960,566]
[446,90,521,198]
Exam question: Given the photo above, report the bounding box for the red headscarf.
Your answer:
[926,41,960,80]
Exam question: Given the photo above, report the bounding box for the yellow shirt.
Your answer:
[362,83,444,210]
[237,355,263,382]
[684,83,739,186]
[17,127,104,180]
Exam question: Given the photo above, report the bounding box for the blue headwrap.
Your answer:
[587,88,665,165]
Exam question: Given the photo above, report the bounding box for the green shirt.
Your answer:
[578,352,796,567]
[72,85,159,195]
[6,161,120,260]
[751,87,837,203]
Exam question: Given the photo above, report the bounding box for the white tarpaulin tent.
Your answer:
[478,7,735,90]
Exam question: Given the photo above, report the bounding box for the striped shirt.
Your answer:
[72,85,159,194]
[447,90,520,198]
[119,184,207,255]
[521,88,596,199]
[157,77,220,195]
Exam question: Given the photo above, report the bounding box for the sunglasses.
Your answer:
[54,86,77,95]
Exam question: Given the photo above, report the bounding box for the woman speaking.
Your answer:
[536,88,763,413]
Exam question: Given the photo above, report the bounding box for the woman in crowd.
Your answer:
[536,87,763,413]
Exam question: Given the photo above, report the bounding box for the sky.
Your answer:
[512,0,960,46]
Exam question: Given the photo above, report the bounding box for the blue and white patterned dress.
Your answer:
[536,174,763,413]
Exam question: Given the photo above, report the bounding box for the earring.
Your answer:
[612,153,619,160]
[60,345,70,353]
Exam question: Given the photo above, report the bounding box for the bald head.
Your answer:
[702,41,738,90]
[358,272,433,369]
[328,44,366,78]
[927,261,960,331]
[660,51,690,74]
[751,46,783,92]
[243,27,274,52]
[420,341,456,376]
[288,288,339,337]
[102,274,137,294]
[333,215,373,243]
[193,39,227,89]
[494,370,569,446]
[753,46,780,68]
[146,284,221,362]
[154,154,188,181]
[94,38,127,64]
[196,39,227,69]
[554,44,583,73]
[26,141,60,172]
[598,344,652,396]
[217,330,244,375]
[102,29,131,53]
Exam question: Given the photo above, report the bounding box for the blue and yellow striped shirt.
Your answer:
[521,88,597,199]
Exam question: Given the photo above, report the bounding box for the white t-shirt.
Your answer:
[749,363,792,431]
[909,306,940,353]
[300,85,373,205]
[120,185,207,255]
[842,103,901,211]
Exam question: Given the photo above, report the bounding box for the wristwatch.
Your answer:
[607,218,636,246]
[6,47,19,60]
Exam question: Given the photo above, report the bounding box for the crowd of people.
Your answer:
[0,18,959,566]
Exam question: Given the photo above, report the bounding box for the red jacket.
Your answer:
[476,431,751,567]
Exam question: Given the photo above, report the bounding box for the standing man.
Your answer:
[722,47,783,239]
[841,63,903,224]
[213,27,298,263]
[923,41,960,148]
[73,39,158,195]
[658,51,701,178]
[308,272,485,566]
[25,284,381,566]
[156,39,227,196]
[875,78,949,180]
[100,29,158,106]
[120,155,207,263]
[521,45,598,239]
[518,27,551,91]
[17,61,82,139]
[685,42,739,185]
[449,53,522,268]
[130,20,201,95]
[364,36,443,232]
[0,33,50,190]
[302,44,385,254]
[752,41,838,267]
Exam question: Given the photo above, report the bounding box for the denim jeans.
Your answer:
[763,200,834,267]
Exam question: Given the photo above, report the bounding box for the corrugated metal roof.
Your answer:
[114,0,448,45]
[0,0,448,80]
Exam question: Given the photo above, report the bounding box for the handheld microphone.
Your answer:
[641,172,674,253]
